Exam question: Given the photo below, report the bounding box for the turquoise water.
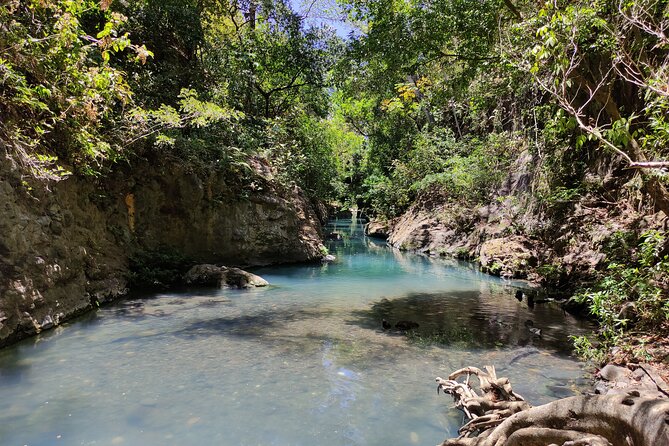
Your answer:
[0,219,592,446]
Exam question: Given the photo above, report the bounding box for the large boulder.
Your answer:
[387,205,476,256]
[221,267,269,288]
[183,264,223,287]
[478,236,538,279]
[365,220,391,239]
[184,264,269,289]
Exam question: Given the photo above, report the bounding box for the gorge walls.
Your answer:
[0,151,324,347]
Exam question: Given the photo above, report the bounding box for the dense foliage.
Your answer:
[1,0,140,176]
[0,0,350,198]
[333,0,669,217]
[573,230,669,362]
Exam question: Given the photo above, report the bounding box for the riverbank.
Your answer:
[369,212,669,379]
[366,159,667,291]
[361,141,669,372]
[0,149,326,348]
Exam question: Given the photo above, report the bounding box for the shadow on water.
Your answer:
[170,306,333,340]
[0,348,32,387]
[105,295,231,320]
[349,290,594,354]
[172,313,281,339]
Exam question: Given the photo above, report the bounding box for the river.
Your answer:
[0,218,593,446]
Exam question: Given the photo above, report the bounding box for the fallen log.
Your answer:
[436,365,669,446]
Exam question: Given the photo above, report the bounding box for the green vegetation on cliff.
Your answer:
[1,0,350,199]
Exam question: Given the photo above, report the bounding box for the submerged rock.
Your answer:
[395,320,420,330]
[184,264,268,289]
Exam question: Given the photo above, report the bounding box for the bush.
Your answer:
[572,230,669,362]
[361,173,411,217]
[267,113,343,200]
[360,130,518,217]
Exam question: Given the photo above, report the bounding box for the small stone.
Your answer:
[322,254,336,263]
[50,221,63,235]
[593,382,610,395]
[599,364,629,382]
[632,368,645,382]
[41,315,54,330]
[47,204,61,216]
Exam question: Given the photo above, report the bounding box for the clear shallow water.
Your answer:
[0,218,593,446]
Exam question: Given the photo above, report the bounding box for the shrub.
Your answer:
[571,230,669,362]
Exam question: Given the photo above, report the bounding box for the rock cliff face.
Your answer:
[117,163,323,266]
[383,150,665,287]
[0,151,324,348]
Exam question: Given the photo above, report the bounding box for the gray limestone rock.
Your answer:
[184,264,269,289]
[479,236,538,279]
[598,364,630,382]
[365,220,391,239]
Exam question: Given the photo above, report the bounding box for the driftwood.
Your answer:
[436,365,669,446]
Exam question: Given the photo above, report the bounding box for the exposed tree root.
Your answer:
[436,365,669,446]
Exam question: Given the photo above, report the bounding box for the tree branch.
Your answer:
[501,0,522,19]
